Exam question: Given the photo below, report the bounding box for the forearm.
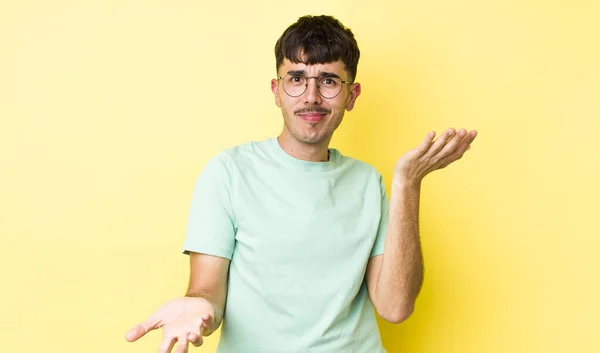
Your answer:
[375,179,424,321]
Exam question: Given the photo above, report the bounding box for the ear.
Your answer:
[271,78,281,107]
[345,82,361,111]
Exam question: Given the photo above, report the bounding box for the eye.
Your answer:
[287,74,304,84]
[320,77,339,87]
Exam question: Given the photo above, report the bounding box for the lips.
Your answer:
[298,112,327,122]
[296,109,330,122]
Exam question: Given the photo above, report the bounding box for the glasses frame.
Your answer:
[277,73,354,99]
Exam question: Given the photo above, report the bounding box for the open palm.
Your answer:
[394,128,478,184]
[125,297,215,353]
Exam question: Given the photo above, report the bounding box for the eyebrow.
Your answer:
[286,69,342,78]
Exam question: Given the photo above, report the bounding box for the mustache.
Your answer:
[294,107,331,115]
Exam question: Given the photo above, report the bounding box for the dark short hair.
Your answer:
[274,15,360,81]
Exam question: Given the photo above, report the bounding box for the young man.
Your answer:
[125,15,477,353]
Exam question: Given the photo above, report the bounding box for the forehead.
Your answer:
[279,58,348,77]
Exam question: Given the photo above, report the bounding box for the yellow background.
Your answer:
[1,1,599,352]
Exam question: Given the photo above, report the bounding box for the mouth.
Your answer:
[296,109,330,122]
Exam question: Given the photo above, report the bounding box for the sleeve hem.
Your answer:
[182,247,233,260]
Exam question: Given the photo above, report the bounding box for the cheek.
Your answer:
[326,109,344,127]
[281,97,295,112]
[328,101,346,117]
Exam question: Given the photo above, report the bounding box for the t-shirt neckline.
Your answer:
[269,137,338,171]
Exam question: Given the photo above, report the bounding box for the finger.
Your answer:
[436,131,477,168]
[455,130,477,155]
[173,336,190,353]
[201,313,214,327]
[414,131,436,157]
[421,128,456,160]
[199,313,214,334]
[434,128,478,166]
[125,318,158,342]
[187,317,207,347]
[125,325,147,342]
[437,128,468,158]
[158,335,177,353]
[188,332,204,347]
[468,130,478,142]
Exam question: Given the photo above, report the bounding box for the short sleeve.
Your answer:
[370,174,389,257]
[183,154,236,259]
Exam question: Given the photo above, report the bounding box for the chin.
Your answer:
[297,132,327,144]
[285,123,329,145]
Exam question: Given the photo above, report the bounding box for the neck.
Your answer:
[277,133,331,162]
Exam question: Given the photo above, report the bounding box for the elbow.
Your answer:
[378,304,415,324]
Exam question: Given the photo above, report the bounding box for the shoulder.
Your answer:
[335,150,383,179]
[221,139,270,160]
[205,139,272,172]
[194,140,267,188]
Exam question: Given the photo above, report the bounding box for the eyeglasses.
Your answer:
[278,73,354,99]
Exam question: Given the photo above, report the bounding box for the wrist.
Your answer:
[391,174,422,191]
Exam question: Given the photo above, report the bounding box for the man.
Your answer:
[125,15,477,353]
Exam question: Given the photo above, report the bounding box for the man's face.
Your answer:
[271,59,361,146]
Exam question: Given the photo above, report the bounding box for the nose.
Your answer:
[304,77,322,105]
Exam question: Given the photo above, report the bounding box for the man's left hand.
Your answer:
[394,128,478,186]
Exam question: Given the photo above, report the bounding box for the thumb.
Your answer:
[125,319,157,342]
[201,313,214,327]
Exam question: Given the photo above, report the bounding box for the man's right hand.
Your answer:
[125,297,216,353]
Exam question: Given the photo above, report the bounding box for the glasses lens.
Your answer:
[281,74,344,98]
[282,74,306,97]
[317,76,342,98]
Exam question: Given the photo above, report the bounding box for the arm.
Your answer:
[185,252,230,336]
[126,154,235,352]
[366,128,477,324]
[366,181,423,323]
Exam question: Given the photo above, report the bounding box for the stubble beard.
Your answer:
[283,114,330,145]
[280,103,344,145]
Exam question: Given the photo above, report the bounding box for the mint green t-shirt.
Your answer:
[183,138,389,353]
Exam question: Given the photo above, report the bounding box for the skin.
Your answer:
[366,127,477,322]
[270,59,361,162]
[125,253,229,353]
[272,58,478,322]
[125,57,478,352]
